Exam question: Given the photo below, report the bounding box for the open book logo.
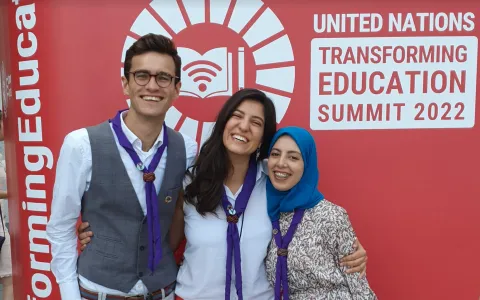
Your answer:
[179,47,245,99]
[122,0,296,146]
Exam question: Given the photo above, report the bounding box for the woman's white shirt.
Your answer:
[176,161,274,300]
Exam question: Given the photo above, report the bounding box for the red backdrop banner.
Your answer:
[1,0,479,299]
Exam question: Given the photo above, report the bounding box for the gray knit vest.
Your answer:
[77,121,186,293]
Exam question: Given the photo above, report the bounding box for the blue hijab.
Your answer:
[266,127,324,222]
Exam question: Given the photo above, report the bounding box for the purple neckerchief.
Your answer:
[272,209,305,300]
[110,110,168,273]
[221,158,257,300]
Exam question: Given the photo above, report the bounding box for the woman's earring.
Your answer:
[256,147,261,160]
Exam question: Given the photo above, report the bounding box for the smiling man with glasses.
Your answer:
[46,33,197,300]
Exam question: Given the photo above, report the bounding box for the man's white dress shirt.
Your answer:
[46,112,197,300]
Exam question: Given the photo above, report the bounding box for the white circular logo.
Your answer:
[122,0,295,145]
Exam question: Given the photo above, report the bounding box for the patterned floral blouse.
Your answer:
[265,200,377,300]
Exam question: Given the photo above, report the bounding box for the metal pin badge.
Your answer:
[136,162,145,171]
[227,205,236,215]
[273,229,279,235]
[165,196,172,203]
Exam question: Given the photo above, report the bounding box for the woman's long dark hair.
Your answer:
[184,88,277,215]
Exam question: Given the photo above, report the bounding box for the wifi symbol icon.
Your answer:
[183,60,223,93]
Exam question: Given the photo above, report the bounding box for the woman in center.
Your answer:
[174,88,277,299]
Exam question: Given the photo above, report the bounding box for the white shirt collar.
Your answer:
[257,159,268,182]
[120,110,164,150]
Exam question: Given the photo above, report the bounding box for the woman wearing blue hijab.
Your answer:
[265,127,376,300]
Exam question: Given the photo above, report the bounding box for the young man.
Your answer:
[46,34,197,300]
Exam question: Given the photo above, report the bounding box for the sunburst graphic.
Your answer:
[121,0,295,146]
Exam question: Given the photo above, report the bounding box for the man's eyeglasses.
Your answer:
[128,71,179,88]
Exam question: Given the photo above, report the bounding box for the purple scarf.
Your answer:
[220,158,257,300]
[272,209,305,300]
[110,110,168,273]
